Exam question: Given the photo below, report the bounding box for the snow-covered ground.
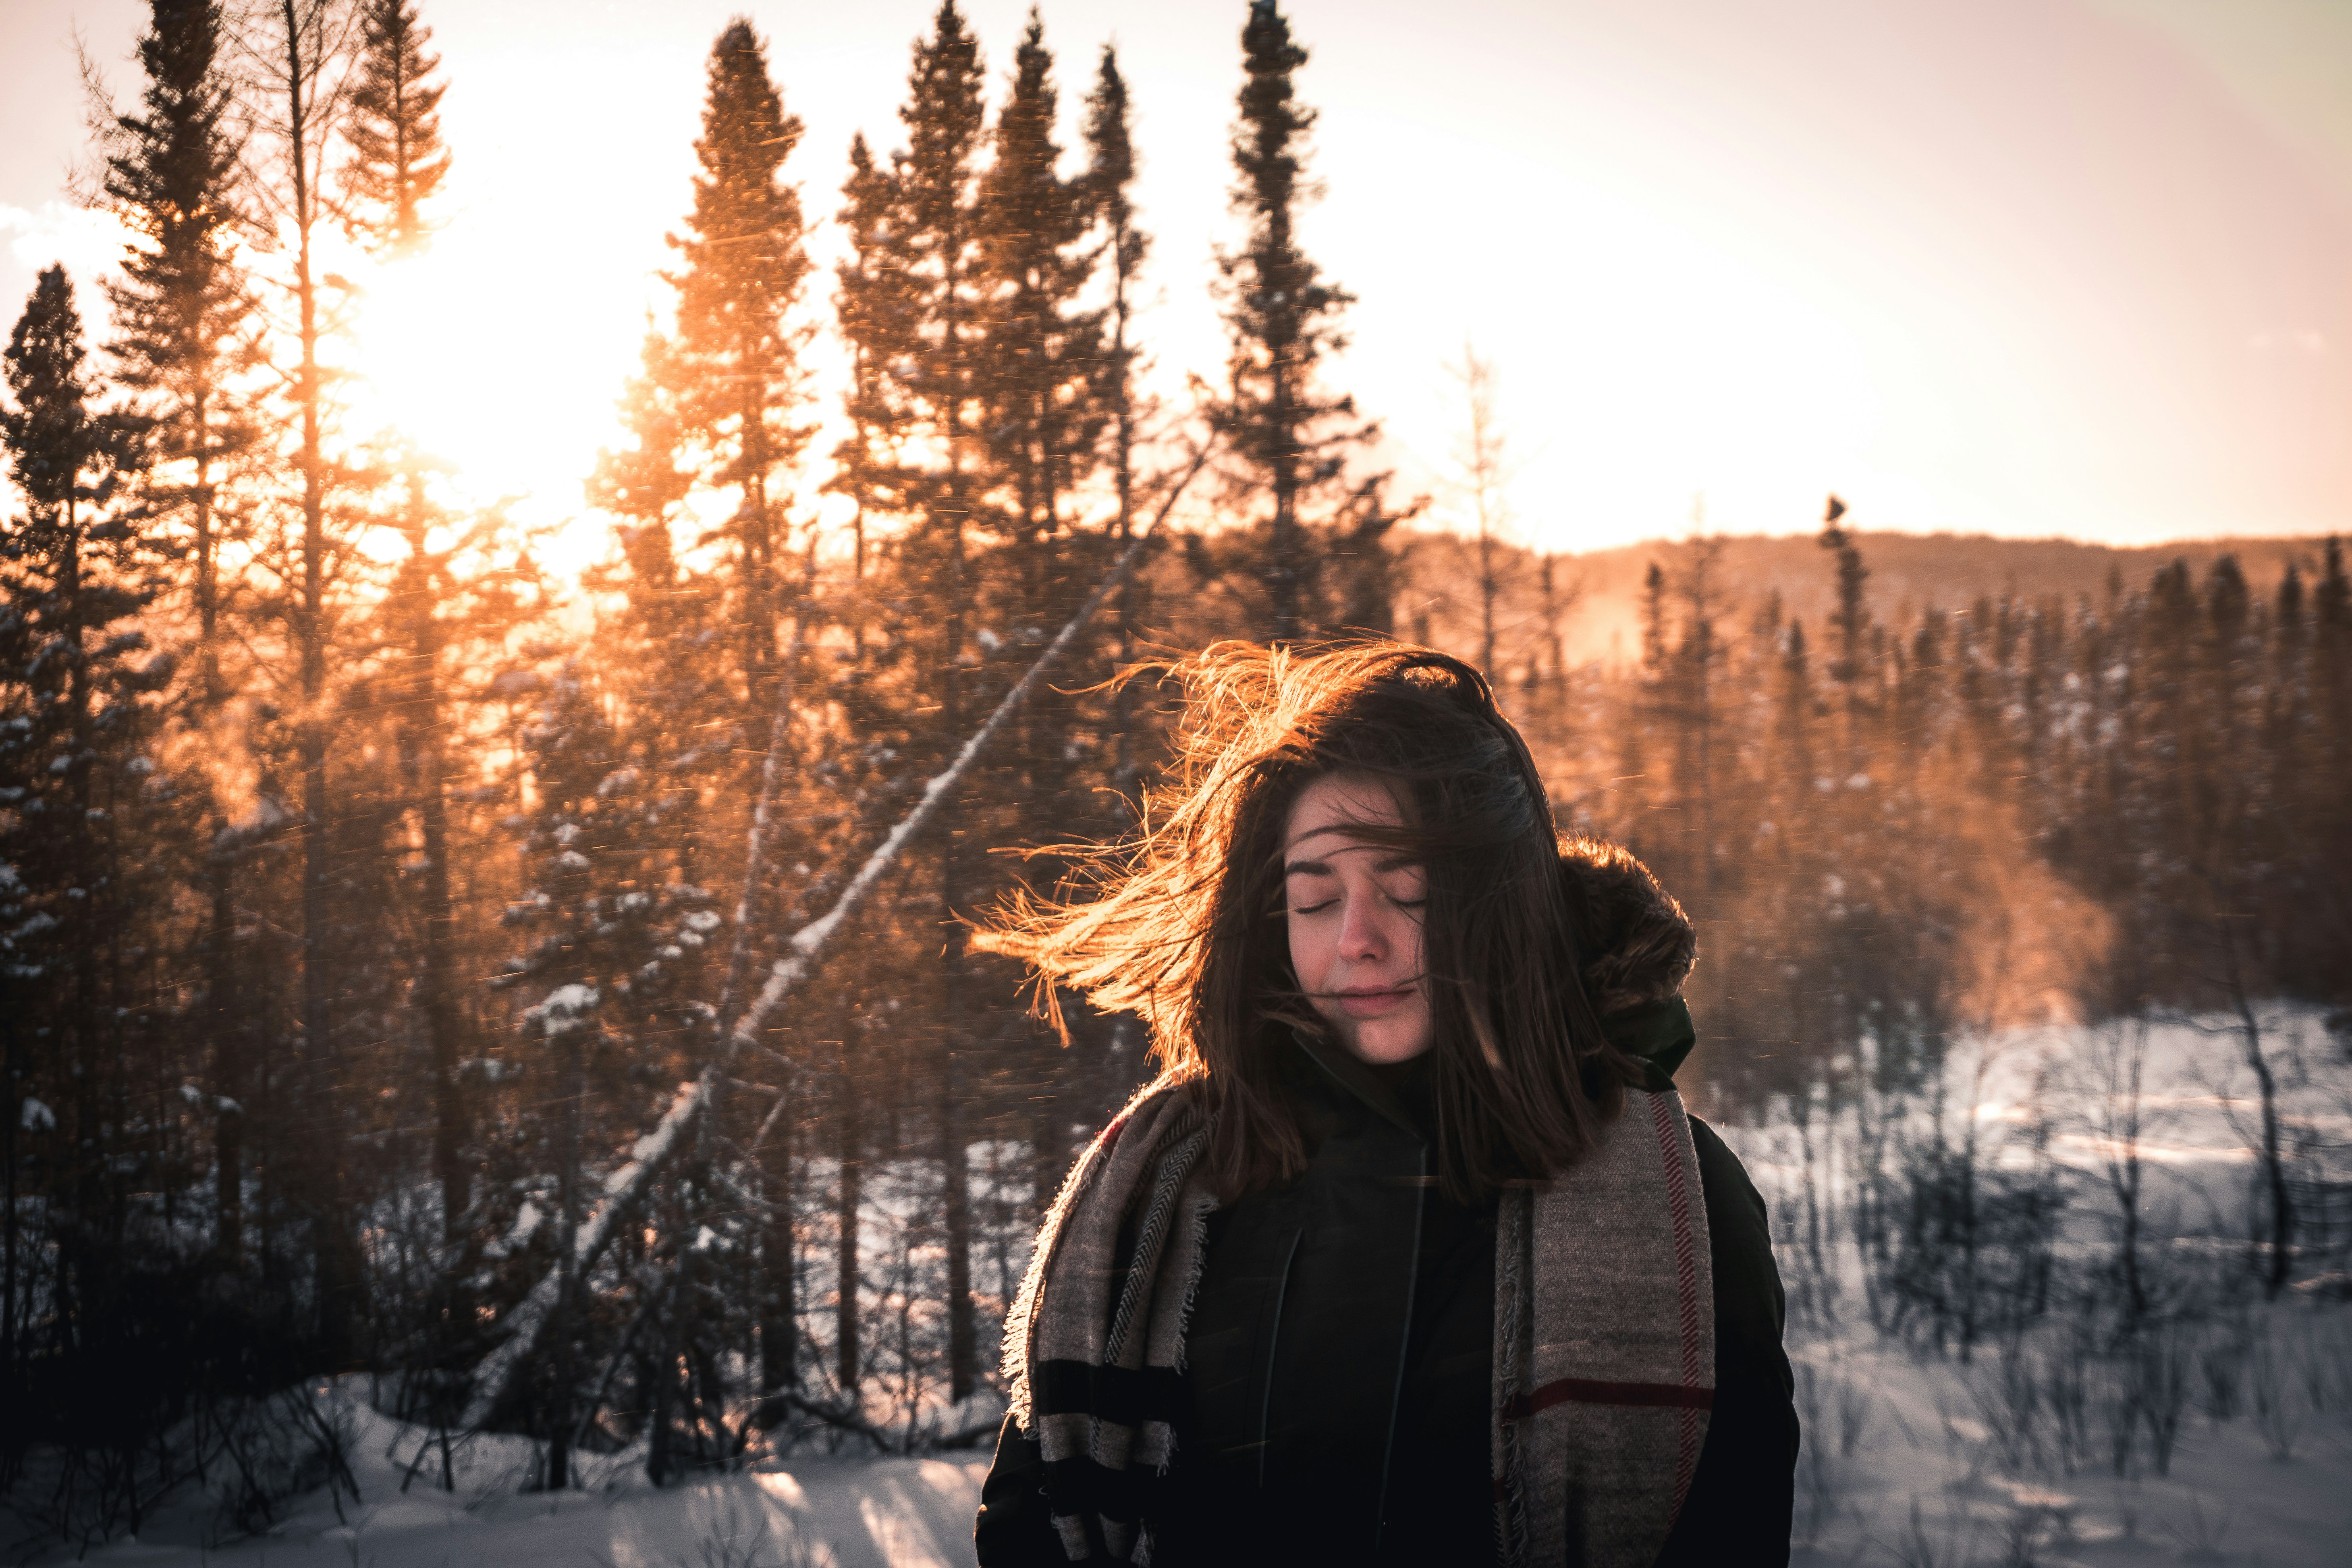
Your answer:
[65,1391,988,1568]
[23,1009,2352,1567]
[1708,1006,2352,1568]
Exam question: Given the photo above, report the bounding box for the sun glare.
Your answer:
[335,218,639,572]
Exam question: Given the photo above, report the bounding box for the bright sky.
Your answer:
[3,0,2348,557]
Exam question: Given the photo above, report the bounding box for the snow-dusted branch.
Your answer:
[722,444,1210,1058]
[458,1083,701,1429]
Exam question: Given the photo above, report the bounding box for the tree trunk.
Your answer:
[1268,349,1298,642]
[545,1022,585,1490]
[4,1007,17,1386]
[758,1090,797,1401]
[835,1072,862,1402]
[276,0,360,1364]
[399,484,469,1241]
[209,872,244,1265]
[2227,979,2293,1296]
[940,1050,976,1403]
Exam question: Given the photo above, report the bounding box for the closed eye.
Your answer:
[1288,898,1337,916]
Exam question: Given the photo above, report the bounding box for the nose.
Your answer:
[1337,891,1388,964]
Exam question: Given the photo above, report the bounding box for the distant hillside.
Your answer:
[1393,528,2340,672]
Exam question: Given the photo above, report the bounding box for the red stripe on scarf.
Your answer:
[1645,1092,1706,1517]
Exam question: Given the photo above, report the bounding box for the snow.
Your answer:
[42,1382,986,1568]
[1704,1007,2352,1568]
[19,1095,54,1131]
[527,984,600,1037]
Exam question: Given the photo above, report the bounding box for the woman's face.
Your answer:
[1282,773,1432,1064]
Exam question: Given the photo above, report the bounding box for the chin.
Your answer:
[1351,1028,1434,1065]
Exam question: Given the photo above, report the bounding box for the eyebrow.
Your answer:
[1282,852,1419,877]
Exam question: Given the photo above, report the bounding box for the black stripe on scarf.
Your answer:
[1032,1360,1188,1425]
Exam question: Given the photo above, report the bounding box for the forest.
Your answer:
[3,0,2348,1557]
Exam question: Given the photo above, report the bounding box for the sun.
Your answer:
[330,217,643,571]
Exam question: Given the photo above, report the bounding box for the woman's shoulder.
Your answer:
[1684,1113,1785,1335]
[1685,1114,1767,1232]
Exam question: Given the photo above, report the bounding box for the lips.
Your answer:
[1334,986,1415,1017]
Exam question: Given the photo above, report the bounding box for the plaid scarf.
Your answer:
[1002,1080,1217,1563]
[1003,1080,1713,1566]
[1493,1086,1716,1566]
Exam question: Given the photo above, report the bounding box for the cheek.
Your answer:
[1286,912,1325,989]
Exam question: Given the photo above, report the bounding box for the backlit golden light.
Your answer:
[328,220,632,563]
[5,0,2350,554]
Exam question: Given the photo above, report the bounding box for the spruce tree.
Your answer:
[977,11,1104,562]
[827,133,915,604]
[2,266,177,1370]
[1084,43,1152,814]
[102,0,264,1266]
[2315,538,2351,936]
[664,18,815,706]
[1215,0,1400,641]
[975,15,1113,1187]
[344,0,449,256]
[1817,495,1871,772]
[870,0,990,1404]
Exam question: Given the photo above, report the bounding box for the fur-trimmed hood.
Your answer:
[1558,835,1698,1018]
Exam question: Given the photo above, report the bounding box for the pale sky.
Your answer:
[4,0,2348,555]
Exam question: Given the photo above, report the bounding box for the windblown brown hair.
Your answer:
[977,641,1645,1202]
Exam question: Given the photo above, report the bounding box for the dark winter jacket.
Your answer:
[975,843,1798,1566]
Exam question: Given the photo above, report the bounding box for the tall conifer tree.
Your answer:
[1084,44,1151,814]
[344,0,448,256]
[974,17,1110,1182]
[827,134,913,605]
[664,19,815,709]
[1215,0,1399,641]
[977,11,1103,563]
[2,266,177,1368]
[875,0,988,1402]
[102,0,265,1267]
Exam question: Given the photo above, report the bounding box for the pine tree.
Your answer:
[974,17,1114,1184]
[870,0,990,1404]
[1671,540,1727,895]
[102,0,265,1266]
[2314,538,2352,957]
[664,18,816,710]
[1817,494,1871,773]
[2,266,179,1375]
[977,11,1104,563]
[344,0,449,256]
[1084,43,1152,815]
[827,133,916,608]
[1214,0,1401,641]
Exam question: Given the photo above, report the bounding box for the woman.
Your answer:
[973,643,1796,1566]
